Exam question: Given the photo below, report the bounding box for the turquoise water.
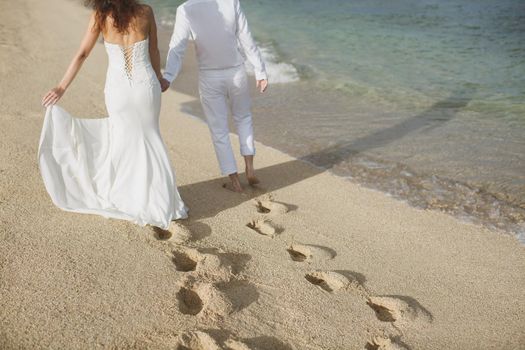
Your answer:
[149,0,525,114]
[146,0,525,240]
[248,0,525,108]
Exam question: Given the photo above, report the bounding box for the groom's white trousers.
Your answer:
[198,65,255,175]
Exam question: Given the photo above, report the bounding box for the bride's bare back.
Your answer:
[42,4,163,107]
[102,5,151,46]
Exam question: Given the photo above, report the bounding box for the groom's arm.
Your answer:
[235,0,267,82]
[163,6,191,83]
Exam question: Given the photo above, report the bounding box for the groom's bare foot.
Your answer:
[223,173,244,193]
[245,167,260,186]
[243,155,259,186]
[222,182,243,193]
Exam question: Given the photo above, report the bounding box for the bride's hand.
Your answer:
[42,87,65,107]
[159,78,170,93]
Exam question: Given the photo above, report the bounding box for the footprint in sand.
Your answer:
[287,243,336,262]
[367,296,433,326]
[365,336,410,350]
[254,198,290,215]
[153,222,192,244]
[172,247,252,282]
[246,219,281,237]
[177,286,205,316]
[177,283,234,318]
[172,248,203,272]
[305,270,367,294]
[305,271,352,293]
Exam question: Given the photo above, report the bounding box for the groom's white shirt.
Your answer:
[163,0,267,83]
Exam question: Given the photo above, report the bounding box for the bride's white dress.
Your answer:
[38,38,188,229]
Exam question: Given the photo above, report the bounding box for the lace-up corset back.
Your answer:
[104,38,154,86]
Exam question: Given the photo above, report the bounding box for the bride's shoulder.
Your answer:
[134,4,154,24]
[138,4,155,20]
[138,4,153,14]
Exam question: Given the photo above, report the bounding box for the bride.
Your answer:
[40,0,188,229]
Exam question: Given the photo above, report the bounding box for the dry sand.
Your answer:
[0,0,524,349]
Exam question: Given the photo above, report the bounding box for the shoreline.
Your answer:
[156,26,525,244]
[0,1,524,349]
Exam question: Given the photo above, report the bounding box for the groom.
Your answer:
[161,0,268,193]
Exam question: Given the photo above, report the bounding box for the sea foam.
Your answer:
[244,45,300,84]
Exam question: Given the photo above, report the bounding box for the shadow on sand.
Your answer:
[179,93,472,220]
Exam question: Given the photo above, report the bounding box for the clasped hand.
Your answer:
[159,78,170,92]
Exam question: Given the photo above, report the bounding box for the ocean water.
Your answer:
[146,0,525,241]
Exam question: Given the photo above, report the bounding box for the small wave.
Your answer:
[159,18,175,28]
[244,44,300,84]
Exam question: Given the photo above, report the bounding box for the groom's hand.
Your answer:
[160,78,171,93]
[256,79,268,93]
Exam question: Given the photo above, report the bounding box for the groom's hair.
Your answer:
[85,0,142,34]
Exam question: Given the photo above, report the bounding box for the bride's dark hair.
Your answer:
[85,0,142,33]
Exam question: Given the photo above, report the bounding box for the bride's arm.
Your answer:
[146,6,162,84]
[42,12,100,107]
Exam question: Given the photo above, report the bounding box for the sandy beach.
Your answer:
[0,0,524,349]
